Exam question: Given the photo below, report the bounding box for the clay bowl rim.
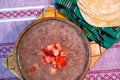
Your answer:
[15,17,91,80]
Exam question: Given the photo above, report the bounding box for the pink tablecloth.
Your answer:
[0,0,120,80]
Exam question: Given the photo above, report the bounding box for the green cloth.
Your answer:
[55,0,120,49]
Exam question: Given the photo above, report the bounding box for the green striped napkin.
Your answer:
[55,0,120,49]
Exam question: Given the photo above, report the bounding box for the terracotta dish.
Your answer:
[15,18,91,80]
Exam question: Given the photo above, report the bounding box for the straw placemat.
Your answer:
[2,6,106,78]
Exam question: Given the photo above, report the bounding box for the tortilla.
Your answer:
[77,0,120,27]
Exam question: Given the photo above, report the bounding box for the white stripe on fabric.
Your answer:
[0,17,37,22]
[0,5,54,11]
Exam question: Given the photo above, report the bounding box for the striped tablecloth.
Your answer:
[0,0,120,80]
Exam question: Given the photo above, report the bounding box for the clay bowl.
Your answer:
[15,17,91,80]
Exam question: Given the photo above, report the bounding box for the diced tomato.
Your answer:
[55,42,62,50]
[58,58,67,67]
[42,47,49,53]
[44,56,52,64]
[50,57,55,63]
[42,47,53,56]
[47,45,54,50]
[60,50,68,57]
[52,48,60,56]
[36,42,68,72]
[51,67,57,75]
[55,56,62,63]
[30,66,36,73]
[48,51,54,56]
[41,58,47,65]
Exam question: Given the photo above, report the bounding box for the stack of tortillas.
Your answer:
[77,0,120,27]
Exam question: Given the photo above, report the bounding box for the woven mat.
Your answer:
[2,6,106,78]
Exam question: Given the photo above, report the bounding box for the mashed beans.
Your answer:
[17,19,89,80]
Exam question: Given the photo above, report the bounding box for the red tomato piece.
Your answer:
[47,45,54,50]
[55,42,62,50]
[55,56,62,63]
[58,58,67,67]
[41,58,47,65]
[52,48,60,56]
[44,56,52,64]
[30,66,36,73]
[42,47,49,53]
[60,50,68,57]
[51,57,55,63]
